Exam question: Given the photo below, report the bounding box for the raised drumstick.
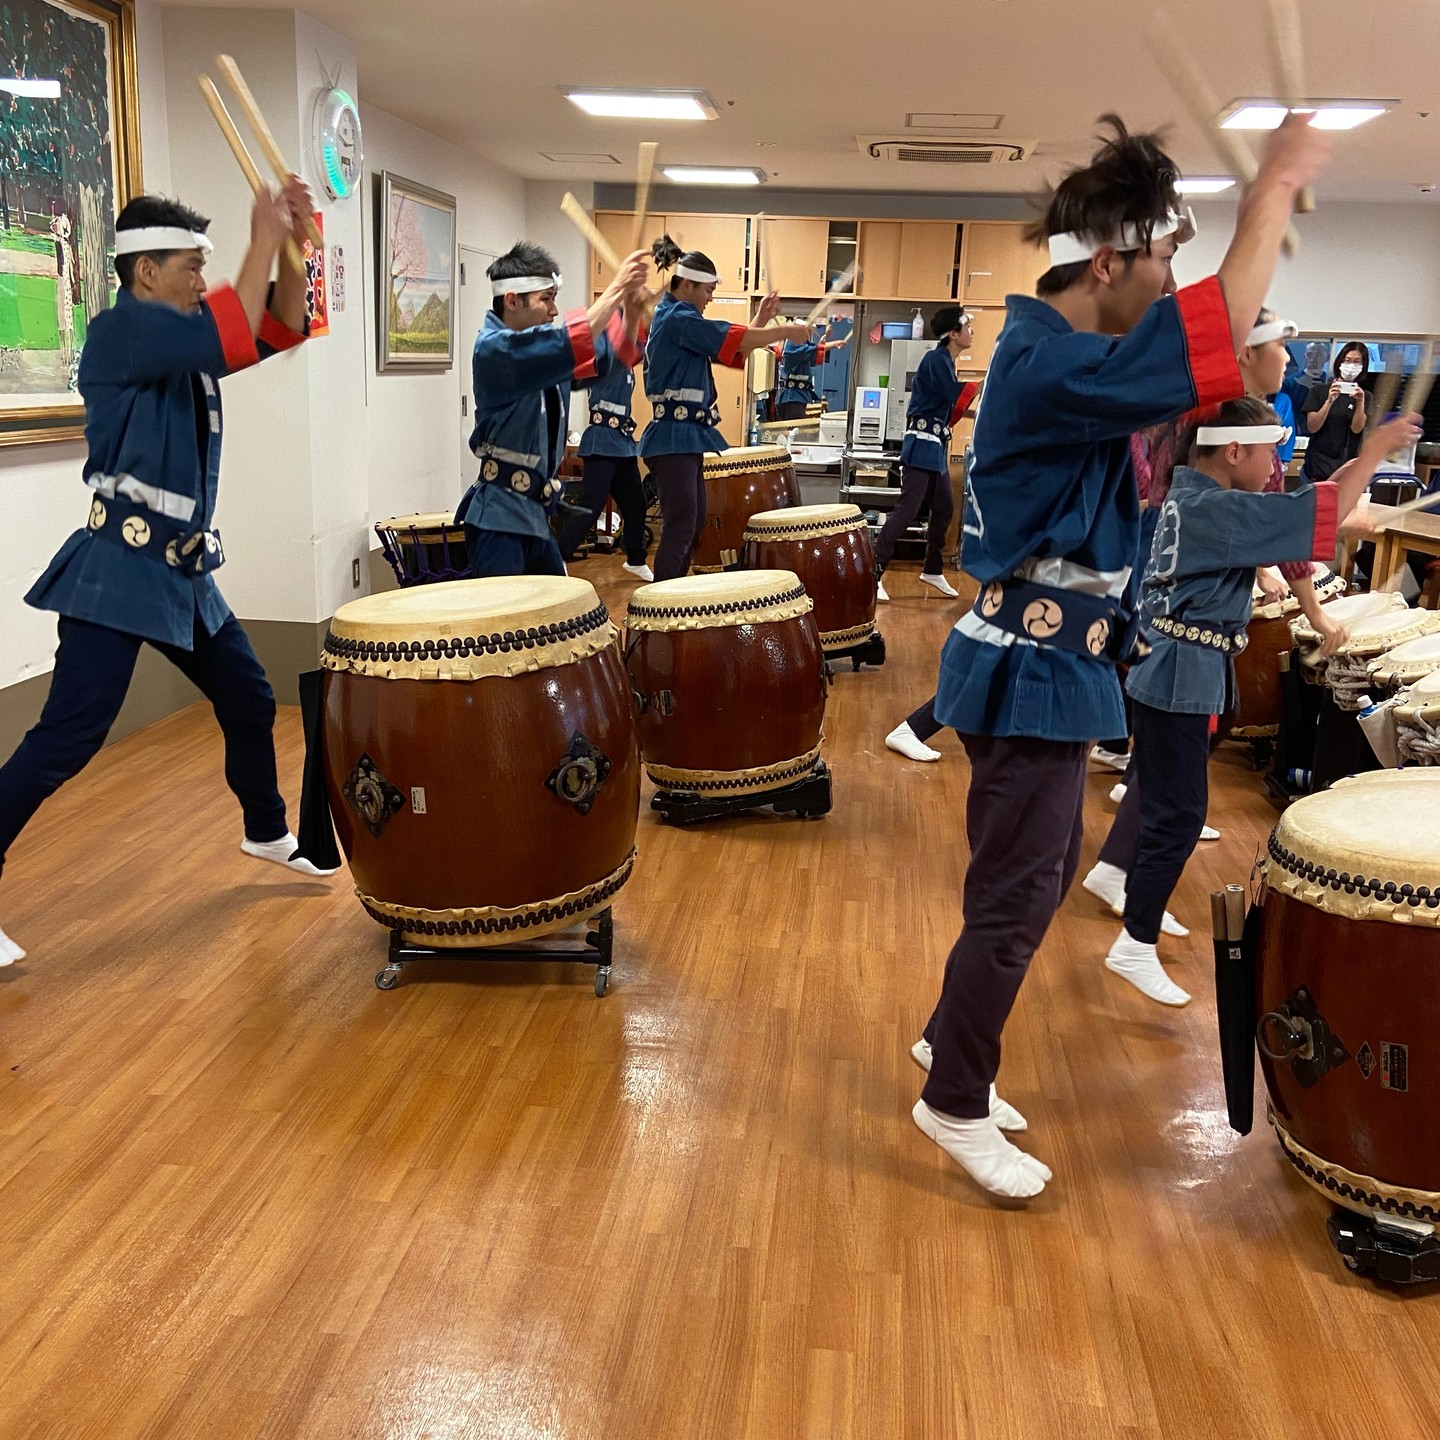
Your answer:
[1368,364,1403,434]
[803,263,858,325]
[1401,339,1437,416]
[562,190,621,272]
[216,54,324,250]
[1263,0,1316,213]
[629,142,659,254]
[197,75,304,272]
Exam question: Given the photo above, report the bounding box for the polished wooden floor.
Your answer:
[1,558,1435,1440]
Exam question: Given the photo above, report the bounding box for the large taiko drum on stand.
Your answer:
[1292,591,1409,689]
[1394,670,1440,766]
[321,577,640,946]
[1257,771,1440,1256]
[624,570,827,800]
[1231,569,1345,737]
[374,512,470,587]
[694,445,800,572]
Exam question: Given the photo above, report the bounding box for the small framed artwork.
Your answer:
[0,0,144,447]
[376,171,455,372]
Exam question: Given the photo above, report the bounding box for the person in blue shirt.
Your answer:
[1095,397,1419,1005]
[774,319,849,421]
[908,113,1330,1202]
[458,241,650,578]
[641,236,811,581]
[873,306,981,601]
[0,183,329,965]
[555,350,654,583]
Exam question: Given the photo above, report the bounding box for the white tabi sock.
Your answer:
[912,1101,1051,1199]
[1104,931,1191,1007]
[1082,862,1188,937]
[909,1042,1028,1132]
[241,832,338,878]
[885,722,941,763]
[0,924,24,964]
[876,579,890,603]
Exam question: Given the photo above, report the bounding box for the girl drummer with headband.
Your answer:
[774,317,850,421]
[1093,396,1420,1006]
[641,237,811,581]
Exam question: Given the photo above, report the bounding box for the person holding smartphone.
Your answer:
[1301,341,1369,480]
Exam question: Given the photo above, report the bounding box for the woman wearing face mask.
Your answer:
[1301,342,1368,481]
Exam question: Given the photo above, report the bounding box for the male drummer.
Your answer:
[459,241,652,577]
[0,182,331,966]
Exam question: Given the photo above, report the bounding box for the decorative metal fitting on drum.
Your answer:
[545,732,612,816]
[343,752,407,837]
[1258,986,1351,1088]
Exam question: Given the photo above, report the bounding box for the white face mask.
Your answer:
[1340,362,1362,381]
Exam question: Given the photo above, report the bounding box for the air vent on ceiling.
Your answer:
[905,113,1004,131]
[858,136,1034,165]
[538,151,621,165]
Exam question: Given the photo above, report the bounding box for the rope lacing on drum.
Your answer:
[628,583,808,623]
[324,603,611,664]
[743,514,862,541]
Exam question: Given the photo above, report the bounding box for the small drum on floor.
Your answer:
[1395,670,1440,766]
[1232,570,1345,737]
[322,576,640,947]
[624,570,831,820]
[1257,771,1440,1268]
[694,445,801,572]
[375,512,470,587]
[741,504,883,663]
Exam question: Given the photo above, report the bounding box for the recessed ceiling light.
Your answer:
[538,151,621,165]
[1176,177,1237,195]
[661,165,766,186]
[0,77,61,99]
[560,88,717,121]
[1221,99,1396,131]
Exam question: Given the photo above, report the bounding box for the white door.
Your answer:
[458,245,496,487]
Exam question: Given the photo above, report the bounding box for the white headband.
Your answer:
[114,226,214,256]
[1047,206,1197,267]
[491,273,561,298]
[675,262,721,284]
[1196,424,1291,445]
[1246,318,1300,347]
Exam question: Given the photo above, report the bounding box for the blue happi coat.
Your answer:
[776,335,827,407]
[577,360,640,460]
[26,284,306,649]
[900,342,971,473]
[639,293,747,458]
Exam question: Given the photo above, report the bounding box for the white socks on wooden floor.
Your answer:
[913,1100,1051,1199]
[909,1041,1028,1132]
[1104,931,1191,1007]
[1082,861,1189,938]
[0,925,24,965]
[876,579,890,603]
[622,562,654,582]
[918,572,960,598]
[241,833,338,878]
[885,722,941,763]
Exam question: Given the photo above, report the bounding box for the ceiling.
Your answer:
[173,0,1440,202]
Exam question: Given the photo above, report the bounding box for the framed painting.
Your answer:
[0,0,143,447]
[376,171,455,372]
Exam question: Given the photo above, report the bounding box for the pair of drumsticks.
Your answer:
[198,56,322,272]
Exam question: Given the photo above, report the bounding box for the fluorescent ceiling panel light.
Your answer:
[0,77,61,98]
[1221,99,1395,131]
[661,166,765,186]
[561,88,717,121]
[1176,177,1237,194]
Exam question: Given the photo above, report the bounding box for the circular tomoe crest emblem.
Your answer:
[1086,619,1110,656]
[980,583,1004,619]
[1022,598,1063,639]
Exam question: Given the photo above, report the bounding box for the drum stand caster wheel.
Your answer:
[825,631,887,673]
[594,967,611,997]
[1327,1207,1440,1284]
[375,965,402,990]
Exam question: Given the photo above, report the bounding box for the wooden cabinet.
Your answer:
[666,213,749,295]
[759,218,831,296]
[591,211,661,290]
[961,222,1049,305]
[708,296,752,444]
[856,222,903,298]
[955,307,1007,371]
[857,221,958,299]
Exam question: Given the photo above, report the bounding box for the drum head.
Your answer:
[374,511,464,538]
[1371,631,1440,688]
[702,445,791,476]
[1297,590,1406,638]
[1334,607,1440,659]
[744,503,863,539]
[1396,666,1440,719]
[1265,770,1440,926]
[626,568,812,632]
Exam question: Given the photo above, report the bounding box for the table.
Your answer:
[1371,508,1440,603]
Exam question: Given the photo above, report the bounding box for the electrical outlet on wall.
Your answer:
[352,557,361,588]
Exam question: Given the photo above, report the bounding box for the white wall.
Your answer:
[1175,201,1440,336]
[524,180,595,434]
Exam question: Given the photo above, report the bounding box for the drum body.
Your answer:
[625,571,826,794]
[1292,590,1407,689]
[1232,572,1345,736]
[694,445,800,571]
[322,577,640,946]
[741,504,878,654]
[374,512,470,587]
[1257,771,1440,1222]
[1395,670,1440,766]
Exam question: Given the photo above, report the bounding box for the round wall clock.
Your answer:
[312,87,362,202]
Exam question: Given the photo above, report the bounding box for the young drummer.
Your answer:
[873,306,981,602]
[555,351,654,582]
[459,242,651,577]
[1097,398,1420,1004]
[642,237,811,582]
[774,318,849,421]
[909,114,1329,1201]
[0,183,328,965]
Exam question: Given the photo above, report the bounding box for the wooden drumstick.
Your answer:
[197,75,304,272]
[629,142,659,255]
[1263,0,1316,214]
[216,54,324,250]
[1148,11,1301,258]
[1371,489,1440,533]
[803,263,858,325]
[1368,365,1403,434]
[563,190,621,272]
[1401,339,1437,415]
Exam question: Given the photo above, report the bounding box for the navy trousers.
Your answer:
[555,455,649,565]
[464,525,567,577]
[0,613,287,877]
[874,465,954,575]
[650,453,708,582]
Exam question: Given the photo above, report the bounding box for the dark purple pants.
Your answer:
[905,695,941,743]
[874,465,953,576]
[650,452,707,582]
[920,733,1089,1118]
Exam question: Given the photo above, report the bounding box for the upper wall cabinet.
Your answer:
[665,214,750,296]
[960,222,1049,306]
[857,222,960,301]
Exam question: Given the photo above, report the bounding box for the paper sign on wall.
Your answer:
[331,245,346,313]
[304,212,330,337]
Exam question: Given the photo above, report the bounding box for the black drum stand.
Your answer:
[1327,1206,1440,1284]
[651,759,833,826]
[374,906,615,997]
[825,630,887,672]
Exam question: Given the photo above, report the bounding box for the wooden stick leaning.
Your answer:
[197,75,304,272]
[1262,0,1315,213]
[1147,11,1301,258]
[629,142,659,255]
[215,54,324,250]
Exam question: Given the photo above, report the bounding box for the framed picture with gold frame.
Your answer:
[0,0,143,448]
